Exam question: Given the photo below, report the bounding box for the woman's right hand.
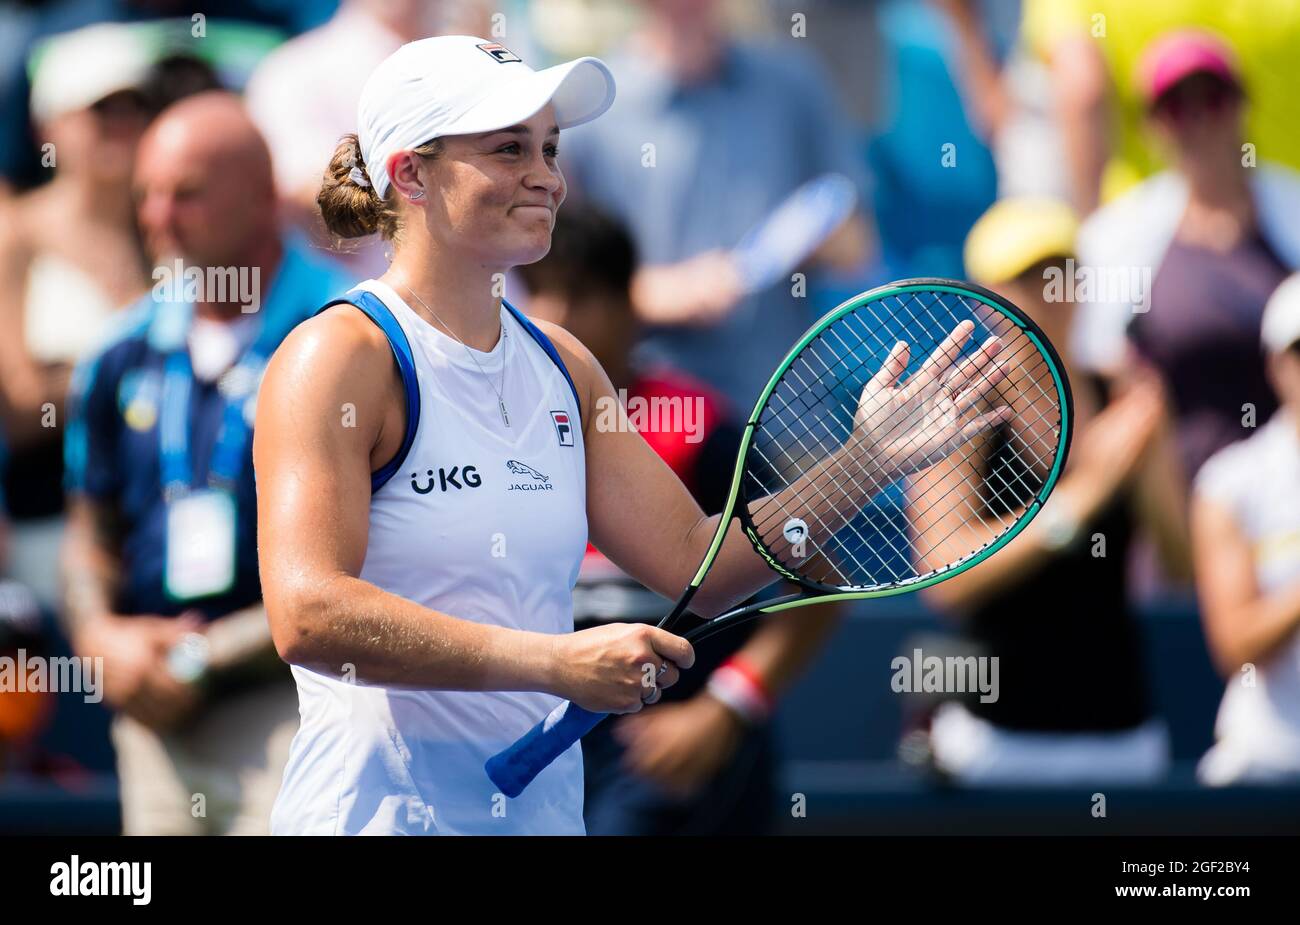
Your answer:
[549,623,695,714]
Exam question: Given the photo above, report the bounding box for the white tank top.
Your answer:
[271,278,589,834]
[25,253,120,363]
[1194,410,1300,784]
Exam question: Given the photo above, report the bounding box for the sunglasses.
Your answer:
[1150,75,1242,123]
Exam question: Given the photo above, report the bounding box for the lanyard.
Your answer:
[156,300,295,501]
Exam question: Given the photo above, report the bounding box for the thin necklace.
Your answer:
[400,280,510,428]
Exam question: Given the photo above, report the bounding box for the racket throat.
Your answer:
[658,584,702,631]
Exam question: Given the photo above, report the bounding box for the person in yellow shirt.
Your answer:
[1020,0,1300,213]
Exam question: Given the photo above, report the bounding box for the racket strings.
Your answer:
[754,359,1056,580]
[751,298,977,475]
[754,365,1056,574]
[762,291,1061,493]
[750,423,1007,588]
[741,288,1064,591]
[754,294,1058,484]
[752,406,1045,589]
[744,441,888,586]
[748,294,1006,504]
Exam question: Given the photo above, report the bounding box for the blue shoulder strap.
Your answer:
[318,291,420,494]
[503,300,582,421]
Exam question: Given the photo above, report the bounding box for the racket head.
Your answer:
[731,278,1072,597]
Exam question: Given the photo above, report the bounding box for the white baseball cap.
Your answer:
[29,23,155,123]
[1262,273,1300,353]
[357,35,616,200]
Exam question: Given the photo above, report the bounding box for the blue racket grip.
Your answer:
[485,700,606,798]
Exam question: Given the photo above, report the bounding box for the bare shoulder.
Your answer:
[527,316,610,421]
[5,185,61,250]
[0,194,31,257]
[273,305,391,375]
[262,305,399,419]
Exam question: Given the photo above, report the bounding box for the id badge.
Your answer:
[165,489,237,601]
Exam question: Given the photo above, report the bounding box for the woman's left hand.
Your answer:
[852,320,1012,483]
[613,694,746,799]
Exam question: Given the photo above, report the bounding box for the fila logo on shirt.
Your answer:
[550,410,574,447]
[477,43,522,64]
[411,466,482,494]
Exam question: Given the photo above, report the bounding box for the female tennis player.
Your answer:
[255,35,1008,835]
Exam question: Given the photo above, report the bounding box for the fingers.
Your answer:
[658,661,681,690]
[629,643,684,711]
[637,658,680,706]
[945,335,1006,407]
[912,319,976,392]
[951,357,1009,416]
[648,627,695,671]
[867,340,910,391]
[957,404,1014,445]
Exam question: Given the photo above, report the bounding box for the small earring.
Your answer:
[410,190,426,201]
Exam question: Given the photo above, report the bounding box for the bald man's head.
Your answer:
[135,91,279,268]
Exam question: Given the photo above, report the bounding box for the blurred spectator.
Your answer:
[1015,0,1300,215]
[910,198,1187,785]
[60,93,350,834]
[562,0,874,411]
[935,0,1069,205]
[870,0,1000,278]
[245,0,492,274]
[0,23,157,611]
[0,1,336,188]
[518,205,840,833]
[1074,30,1300,483]
[1193,274,1300,786]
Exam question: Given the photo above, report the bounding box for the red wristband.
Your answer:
[707,656,774,725]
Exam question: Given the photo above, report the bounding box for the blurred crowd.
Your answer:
[1,0,1300,834]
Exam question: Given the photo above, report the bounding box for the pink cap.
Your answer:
[1140,29,1239,104]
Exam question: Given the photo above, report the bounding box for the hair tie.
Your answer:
[348,165,370,188]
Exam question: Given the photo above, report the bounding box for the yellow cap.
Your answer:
[964,197,1079,286]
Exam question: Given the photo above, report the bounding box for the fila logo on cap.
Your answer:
[477,43,522,64]
[551,410,574,447]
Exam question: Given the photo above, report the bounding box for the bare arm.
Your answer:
[564,318,1008,618]
[1128,402,1192,582]
[936,0,1014,140]
[1192,494,1300,677]
[0,204,59,448]
[254,308,689,712]
[62,494,204,727]
[256,308,552,688]
[202,602,282,677]
[808,211,874,274]
[730,599,843,695]
[916,378,1165,615]
[557,322,797,618]
[60,495,123,643]
[1050,34,1110,216]
[910,433,1077,615]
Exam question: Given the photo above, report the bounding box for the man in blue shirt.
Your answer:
[562,0,875,412]
[61,92,350,834]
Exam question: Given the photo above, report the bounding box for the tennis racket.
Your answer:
[485,278,1072,798]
